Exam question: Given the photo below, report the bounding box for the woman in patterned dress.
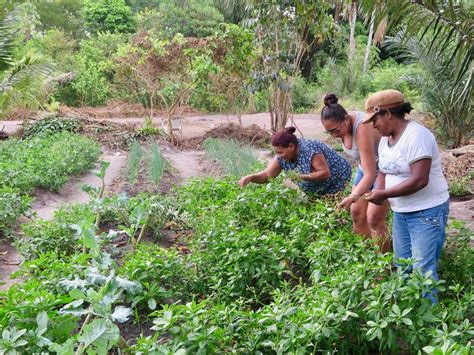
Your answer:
[239,127,351,196]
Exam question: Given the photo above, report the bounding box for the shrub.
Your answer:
[0,132,100,192]
[0,187,32,237]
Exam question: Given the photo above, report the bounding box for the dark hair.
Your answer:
[321,93,347,123]
[272,127,298,147]
[377,102,413,119]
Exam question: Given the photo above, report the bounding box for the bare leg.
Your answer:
[368,202,391,253]
[350,197,371,238]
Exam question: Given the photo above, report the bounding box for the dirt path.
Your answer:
[161,146,218,183]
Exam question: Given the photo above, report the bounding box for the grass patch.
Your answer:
[204,138,259,177]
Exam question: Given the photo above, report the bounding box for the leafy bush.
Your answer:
[18,204,94,259]
[153,0,223,38]
[356,60,422,101]
[0,187,32,237]
[291,75,317,113]
[84,0,135,34]
[119,244,195,310]
[0,132,100,193]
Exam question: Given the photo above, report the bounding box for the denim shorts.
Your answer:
[353,165,377,190]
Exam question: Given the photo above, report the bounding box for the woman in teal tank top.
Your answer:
[321,94,390,253]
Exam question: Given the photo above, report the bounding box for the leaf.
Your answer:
[148,298,157,310]
[69,289,85,300]
[111,306,133,323]
[36,311,48,333]
[80,319,119,350]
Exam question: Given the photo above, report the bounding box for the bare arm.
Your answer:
[299,153,330,181]
[352,124,378,197]
[239,157,282,187]
[366,159,431,204]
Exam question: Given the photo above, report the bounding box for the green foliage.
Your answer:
[204,138,259,177]
[291,75,317,113]
[153,0,224,38]
[35,0,86,38]
[31,28,77,70]
[0,186,32,237]
[190,23,256,113]
[119,244,195,310]
[18,204,94,259]
[148,141,164,187]
[448,175,473,198]
[138,178,474,353]
[439,221,474,293]
[84,0,135,34]
[69,51,110,106]
[0,132,100,193]
[127,140,142,185]
[22,116,82,138]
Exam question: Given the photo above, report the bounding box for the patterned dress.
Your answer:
[277,138,351,196]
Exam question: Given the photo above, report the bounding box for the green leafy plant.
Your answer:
[148,141,164,187]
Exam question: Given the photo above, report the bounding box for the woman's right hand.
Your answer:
[239,175,253,188]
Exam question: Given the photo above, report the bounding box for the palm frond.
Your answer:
[1,51,54,92]
[385,30,472,147]
[359,0,474,79]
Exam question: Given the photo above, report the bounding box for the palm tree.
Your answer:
[359,0,473,81]
[385,31,472,147]
[0,5,53,113]
[359,0,473,147]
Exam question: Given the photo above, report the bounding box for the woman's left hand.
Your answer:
[365,190,387,205]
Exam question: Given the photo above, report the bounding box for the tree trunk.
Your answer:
[248,92,256,114]
[363,9,375,73]
[348,1,357,61]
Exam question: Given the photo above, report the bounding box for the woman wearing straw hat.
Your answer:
[363,89,449,303]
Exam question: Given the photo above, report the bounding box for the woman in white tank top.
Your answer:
[321,94,390,253]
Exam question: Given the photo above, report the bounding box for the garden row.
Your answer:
[0,130,100,235]
[1,173,472,353]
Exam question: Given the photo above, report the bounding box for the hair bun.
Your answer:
[323,93,338,106]
[285,126,296,134]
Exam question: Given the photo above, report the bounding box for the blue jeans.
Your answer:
[392,200,449,303]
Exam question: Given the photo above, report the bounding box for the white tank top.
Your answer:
[342,111,365,162]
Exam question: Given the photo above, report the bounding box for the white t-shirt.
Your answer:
[378,121,449,213]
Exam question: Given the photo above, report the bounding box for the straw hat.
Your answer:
[363,89,405,123]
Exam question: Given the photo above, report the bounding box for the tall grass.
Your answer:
[148,141,165,186]
[204,138,259,177]
[127,140,142,184]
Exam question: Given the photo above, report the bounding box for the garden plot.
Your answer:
[0,118,472,353]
